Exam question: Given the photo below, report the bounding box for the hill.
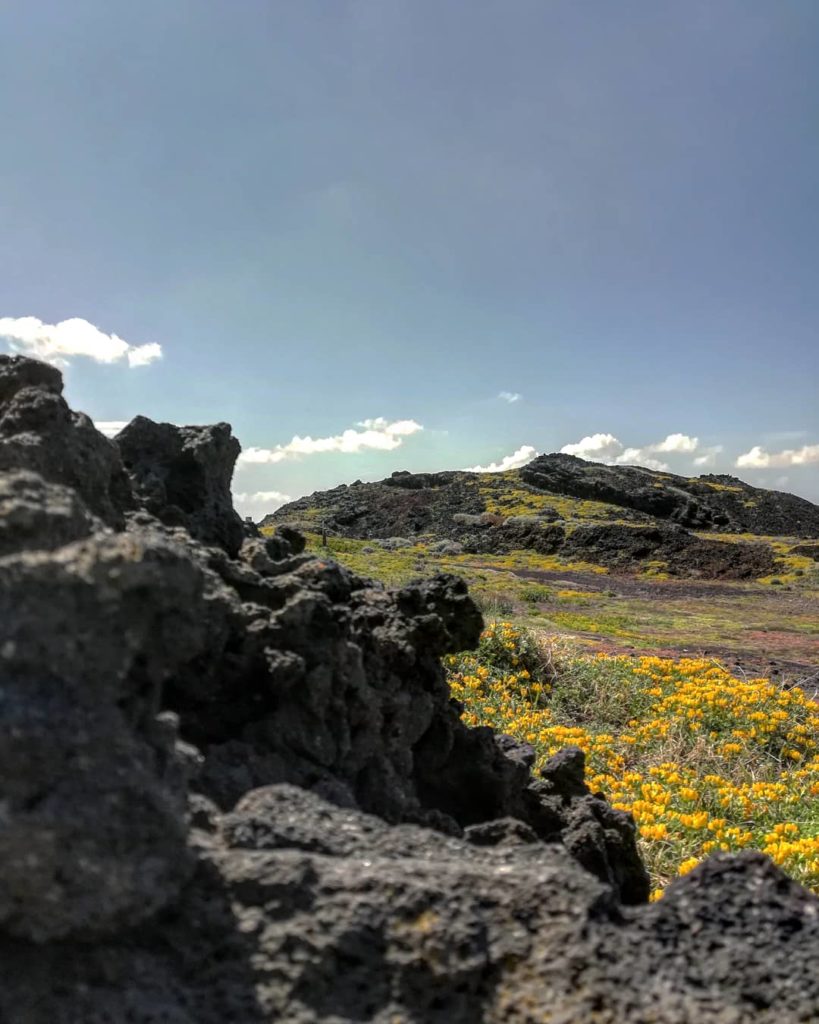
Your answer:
[264,454,819,581]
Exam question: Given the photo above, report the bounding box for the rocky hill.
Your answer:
[265,457,819,580]
[521,453,819,535]
[2,353,819,1022]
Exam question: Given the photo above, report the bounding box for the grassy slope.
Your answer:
[266,528,819,676]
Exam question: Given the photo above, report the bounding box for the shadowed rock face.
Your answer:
[0,471,99,555]
[1,356,818,1022]
[0,526,211,941]
[0,354,133,524]
[116,415,245,556]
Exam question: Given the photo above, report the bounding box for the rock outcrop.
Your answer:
[1,355,818,1022]
[0,354,132,525]
[560,522,778,578]
[521,453,819,538]
[117,414,245,555]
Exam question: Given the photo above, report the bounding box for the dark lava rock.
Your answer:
[0,529,207,940]
[522,453,819,539]
[269,456,818,578]
[1,356,818,1022]
[2,806,818,1023]
[562,522,778,578]
[264,470,487,538]
[0,470,98,555]
[116,415,245,555]
[791,542,819,561]
[0,353,133,525]
[458,517,566,556]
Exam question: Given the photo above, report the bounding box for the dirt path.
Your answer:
[503,566,752,600]
[459,559,819,687]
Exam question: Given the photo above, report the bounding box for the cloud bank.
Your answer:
[0,316,162,368]
[467,444,538,473]
[560,433,624,461]
[559,432,703,472]
[238,417,423,466]
[653,433,699,453]
[736,443,819,469]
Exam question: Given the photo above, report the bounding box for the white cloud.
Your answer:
[498,391,522,403]
[693,445,724,468]
[736,443,819,469]
[559,432,710,471]
[126,342,162,367]
[233,490,292,519]
[560,433,623,461]
[467,444,538,473]
[238,446,289,465]
[653,433,699,453]
[0,316,162,368]
[237,418,423,467]
[356,417,421,437]
[94,420,130,438]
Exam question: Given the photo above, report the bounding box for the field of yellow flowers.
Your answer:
[446,621,819,898]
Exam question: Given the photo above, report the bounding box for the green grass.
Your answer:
[262,526,819,670]
[476,471,628,522]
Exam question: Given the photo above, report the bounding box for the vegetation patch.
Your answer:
[641,559,670,579]
[548,610,642,639]
[447,622,819,897]
[758,553,816,586]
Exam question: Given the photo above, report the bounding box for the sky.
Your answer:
[1,0,817,517]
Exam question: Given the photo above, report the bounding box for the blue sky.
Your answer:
[1,0,817,515]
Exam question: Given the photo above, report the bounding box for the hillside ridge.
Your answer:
[265,453,819,580]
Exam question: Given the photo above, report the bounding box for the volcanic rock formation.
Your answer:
[1,353,818,1022]
[267,458,818,579]
[520,453,819,537]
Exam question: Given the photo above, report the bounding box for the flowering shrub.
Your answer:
[471,620,546,676]
[446,623,819,898]
[447,620,567,708]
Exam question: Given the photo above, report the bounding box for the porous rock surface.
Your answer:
[1,355,818,1022]
[0,355,132,525]
[116,414,246,555]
